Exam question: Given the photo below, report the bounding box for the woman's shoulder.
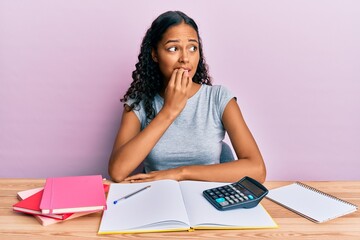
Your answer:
[123,97,147,124]
[124,97,145,110]
[202,84,230,91]
[201,84,235,114]
[201,84,233,97]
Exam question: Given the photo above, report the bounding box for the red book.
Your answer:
[13,189,72,220]
[40,175,107,214]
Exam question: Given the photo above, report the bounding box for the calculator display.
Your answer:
[240,179,265,197]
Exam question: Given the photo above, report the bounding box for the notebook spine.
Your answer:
[49,178,54,214]
[295,182,358,208]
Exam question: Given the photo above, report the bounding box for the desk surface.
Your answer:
[1,179,359,240]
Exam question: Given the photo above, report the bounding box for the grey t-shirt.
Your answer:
[128,84,235,173]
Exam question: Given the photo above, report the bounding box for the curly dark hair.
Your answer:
[121,11,212,123]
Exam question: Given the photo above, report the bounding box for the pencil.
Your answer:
[113,185,151,204]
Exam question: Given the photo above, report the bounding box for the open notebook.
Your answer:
[266,182,358,223]
[98,180,277,234]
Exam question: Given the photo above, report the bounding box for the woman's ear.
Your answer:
[151,48,158,62]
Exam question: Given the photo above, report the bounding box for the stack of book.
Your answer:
[13,175,108,226]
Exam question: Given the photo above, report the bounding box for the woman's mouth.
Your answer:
[177,67,191,72]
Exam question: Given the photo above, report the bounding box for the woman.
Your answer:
[108,11,266,183]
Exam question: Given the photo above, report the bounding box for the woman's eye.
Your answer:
[189,46,198,52]
[168,47,177,52]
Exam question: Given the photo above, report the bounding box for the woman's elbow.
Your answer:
[246,158,266,184]
[108,167,128,183]
[256,161,267,184]
[108,159,128,183]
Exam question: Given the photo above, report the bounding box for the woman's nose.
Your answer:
[178,49,189,63]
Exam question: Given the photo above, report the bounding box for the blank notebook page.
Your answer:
[267,182,357,223]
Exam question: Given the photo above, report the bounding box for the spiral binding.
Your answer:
[295,182,358,208]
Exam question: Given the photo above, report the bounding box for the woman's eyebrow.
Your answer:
[188,39,198,43]
[164,38,199,45]
[164,39,179,45]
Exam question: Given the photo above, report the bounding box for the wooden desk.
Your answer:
[1,179,359,240]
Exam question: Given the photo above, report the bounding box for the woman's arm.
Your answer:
[108,69,192,182]
[108,108,175,182]
[124,98,266,183]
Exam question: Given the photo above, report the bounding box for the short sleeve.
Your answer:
[125,98,147,129]
[216,85,235,118]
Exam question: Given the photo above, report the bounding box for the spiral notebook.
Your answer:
[266,182,357,223]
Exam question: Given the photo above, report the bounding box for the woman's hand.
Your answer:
[123,167,185,183]
[162,69,192,119]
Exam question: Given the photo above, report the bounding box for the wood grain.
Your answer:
[1,179,359,240]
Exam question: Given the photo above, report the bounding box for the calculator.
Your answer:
[203,176,269,210]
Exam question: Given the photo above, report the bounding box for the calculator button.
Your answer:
[248,195,254,200]
[244,196,248,200]
[229,199,234,204]
[215,198,225,203]
[219,201,229,206]
[238,196,244,201]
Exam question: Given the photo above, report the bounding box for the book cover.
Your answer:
[40,175,107,214]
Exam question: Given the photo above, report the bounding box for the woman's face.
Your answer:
[152,23,200,83]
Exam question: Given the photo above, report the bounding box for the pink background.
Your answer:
[1,0,359,180]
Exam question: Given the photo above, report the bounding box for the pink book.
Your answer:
[40,175,107,214]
